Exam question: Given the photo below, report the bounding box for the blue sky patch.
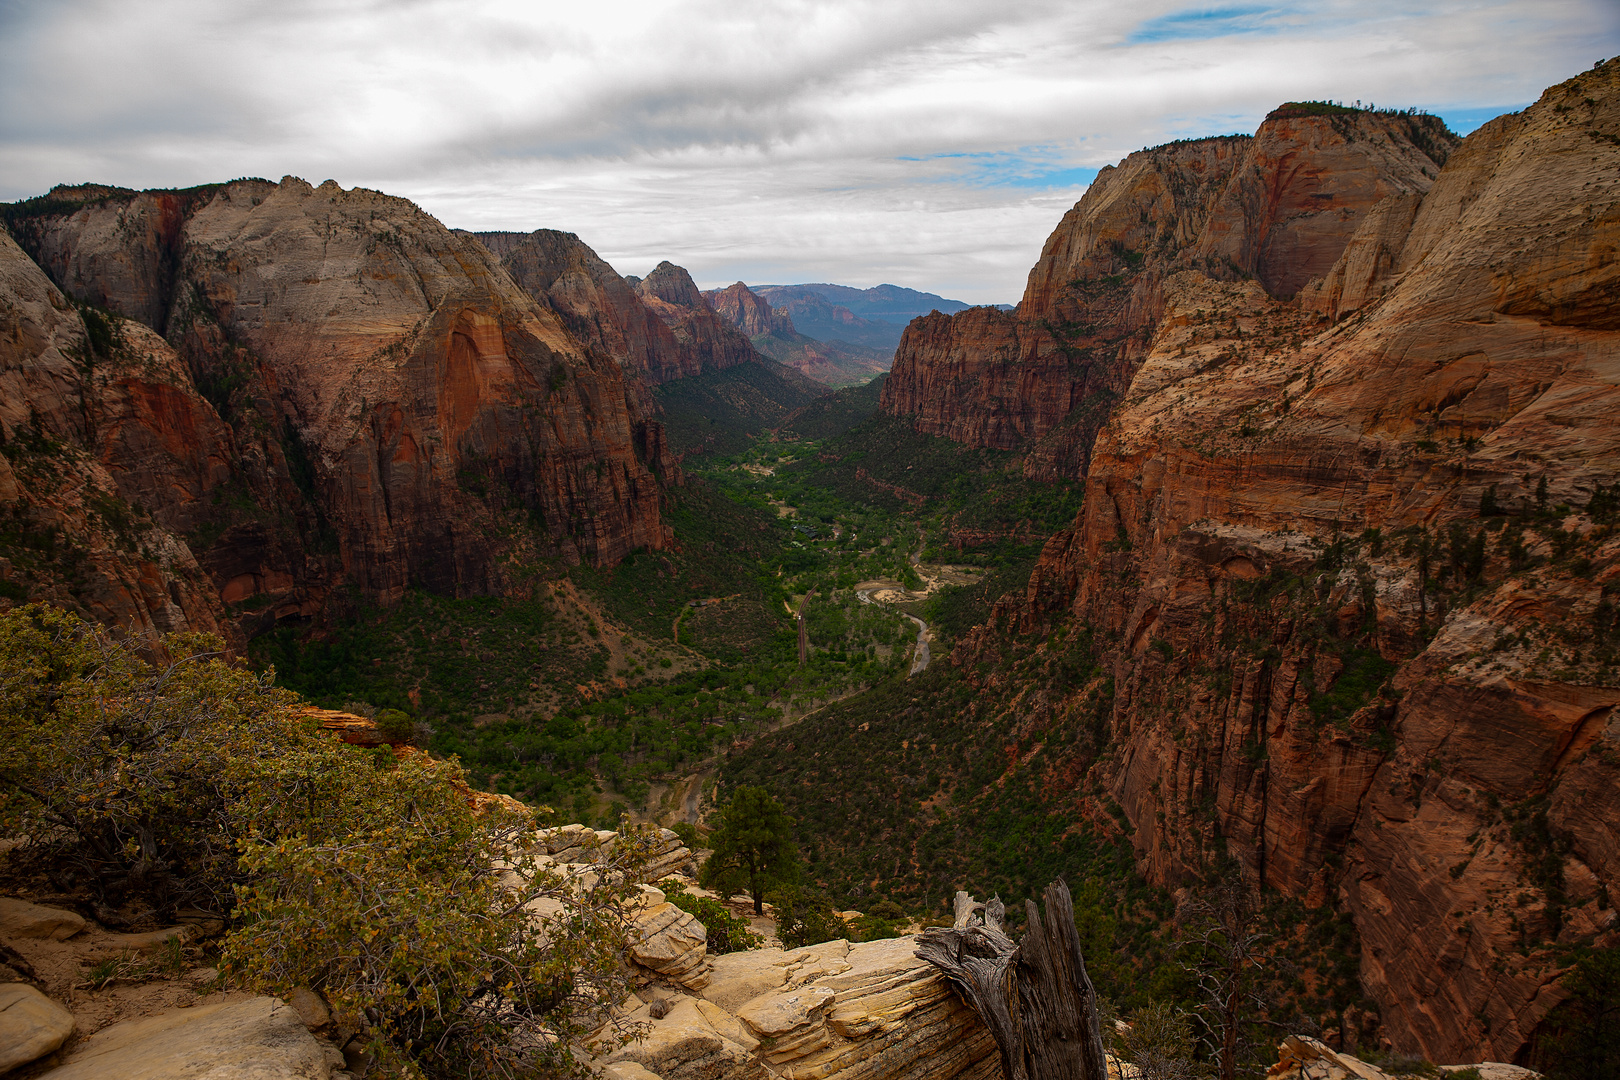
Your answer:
[1435,104,1529,135]
[900,151,1100,191]
[1127,5,1286,44]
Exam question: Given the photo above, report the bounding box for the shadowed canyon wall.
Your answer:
[948,63,1620,1063]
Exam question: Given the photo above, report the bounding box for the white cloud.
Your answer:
[2,0,1614,302]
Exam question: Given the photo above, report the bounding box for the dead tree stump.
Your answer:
[916,880,1109,1080]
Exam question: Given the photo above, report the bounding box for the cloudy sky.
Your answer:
[2,1,1614,303]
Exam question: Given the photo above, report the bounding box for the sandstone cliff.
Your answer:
[882,109,1456,481]
[3,179,673,635]
[632,262,761,376]
[0,229,229,638]
[954,61,1620,1063]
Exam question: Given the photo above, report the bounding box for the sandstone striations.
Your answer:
[3,179,673,636]
[949,61,1620,1063]
[882,108,1456,481]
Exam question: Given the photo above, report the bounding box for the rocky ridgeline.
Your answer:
[0,839,1541,1080]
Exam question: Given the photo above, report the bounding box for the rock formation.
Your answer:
[705,282,892,387]
[707,282,795,339]
[478,229,748,391]
[948,60,1620,1063]
[3,179,675,636]
[881,108,1456,481]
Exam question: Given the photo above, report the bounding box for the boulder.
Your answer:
[628,904,710,989]
[0,898,86,941]
[600,997,761,1080]
[1269,1035,1393,1080]
[37,995,329,1079]
[0,982,75,1073]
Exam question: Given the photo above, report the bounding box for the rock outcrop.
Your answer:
[36,995,331,1079]
[609,935,999,1080]
[707,283,795,339]
[478,229,742,395]
[881,108,1456,481]
[633,262,761,377]
[4,178,675,635]
[0,982,76,1073]
[952,60,1620,1063]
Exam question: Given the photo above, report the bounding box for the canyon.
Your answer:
[2,51,1617,1079]
[893,63,1620,1064]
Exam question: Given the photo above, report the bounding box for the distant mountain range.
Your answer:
[749,283,991,353]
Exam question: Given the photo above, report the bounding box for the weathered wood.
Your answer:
[917,879,1108,1080]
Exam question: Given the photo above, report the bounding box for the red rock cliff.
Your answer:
[967,62,1620,1064]
[705,281,795,337]
[883,110,1455,481]
[5,178,673,633]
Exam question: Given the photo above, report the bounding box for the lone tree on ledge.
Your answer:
[916,880,1110,1080]
[699,785,799,914]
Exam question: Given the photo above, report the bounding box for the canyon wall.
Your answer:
[882,109,1455,481]
[958,62,1620,1063]
[3,179,674,637]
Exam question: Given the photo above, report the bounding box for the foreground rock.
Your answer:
[0,898,85,942]
[36,996,331,1080]
[608,935,999,1080]
[0,982,75,1073]
[1269,1035,1541,1080]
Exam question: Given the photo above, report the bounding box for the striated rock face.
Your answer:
[707,282,794,338]
[965,61,1620,1064]
[882,109,1456,480]
[0,228,230,638]
[5,178,673,634]
[479,229,738,400]
[633,262,761,376]
[611,935,999,1080]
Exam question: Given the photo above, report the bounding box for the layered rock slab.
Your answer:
[35,995,329,1080]
[610,935,999,1080]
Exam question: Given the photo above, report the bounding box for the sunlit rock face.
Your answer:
[952,61,1620,1064]
[883,107,1455,482]
[4,178,672,634]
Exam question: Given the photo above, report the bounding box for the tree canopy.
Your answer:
[700,784,800,914]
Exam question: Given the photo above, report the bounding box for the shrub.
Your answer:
[771,887,848,949]
[0,604,654,1078]
[227,761,660,1078]
[658,878,762,954]
[0,603,306,914]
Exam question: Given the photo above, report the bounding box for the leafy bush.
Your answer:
[658,878,762,954]
[0,603,306,915]
[0,604,653,1079]
[227,760,659,1078]
[771,886,849,949]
